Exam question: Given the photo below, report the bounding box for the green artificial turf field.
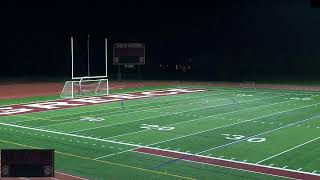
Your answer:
[1,85,320,179]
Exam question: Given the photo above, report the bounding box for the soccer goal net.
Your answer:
[61,77,109,99]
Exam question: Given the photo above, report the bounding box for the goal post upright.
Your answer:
[62,34,109,99]
[71,36,74,80]
[105,37,108,77]
[71,34,108,80]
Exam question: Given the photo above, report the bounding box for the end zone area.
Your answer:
[1,83,320,179]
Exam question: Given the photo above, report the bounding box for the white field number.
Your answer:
[236,94,253,97]
[140,124,175,131]
[288,97,312,101]
[221,134,266,143]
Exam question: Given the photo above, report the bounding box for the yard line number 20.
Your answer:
[140,124,175,131]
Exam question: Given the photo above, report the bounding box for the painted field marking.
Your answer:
[196,113,320,156]
[0,97,290,162]
[0,139,195,180]
[2,94,320,169]
[135,147,319,180]
[94,99,319,160]
[99,95,294,140]
[143,101,320,149]
[256,136,320,164]
[67,93,287,134]
[26,89,225,121]
[37,91,240,128]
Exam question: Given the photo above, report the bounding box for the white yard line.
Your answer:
[104,97,294,139]
[94,101,320,159]
[256,136,320,164]
[195,114,320,156]
[68,94,287,133]
[36,91,237,128]
[0,122,142,148]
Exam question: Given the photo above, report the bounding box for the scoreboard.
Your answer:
[113,43,145,65]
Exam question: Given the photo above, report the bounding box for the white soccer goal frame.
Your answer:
[61,78,109,99]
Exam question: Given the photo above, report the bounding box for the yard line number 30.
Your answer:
[222,134,266,143]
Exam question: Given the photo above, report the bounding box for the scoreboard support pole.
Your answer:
[138,64,141,81]
[117,65,121,80]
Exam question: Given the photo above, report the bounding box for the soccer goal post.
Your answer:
[61,77,109,99]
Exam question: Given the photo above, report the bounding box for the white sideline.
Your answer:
[256,136,320,164]
[1,93,320,169]
[68,93,288,133]
[0,122,142,148]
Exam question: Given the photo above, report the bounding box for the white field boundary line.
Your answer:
[67,93,288,133]
[135,149,297,180]
[102,96,295,140]
[93,100,320,160]
[96,97,310,159]
[1,97,319,158]
[256,136,320,164]
[196,114,320,156]
[136,147,318,178]
[35,91,241,128]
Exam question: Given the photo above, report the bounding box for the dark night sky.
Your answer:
[2,0,320,81]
